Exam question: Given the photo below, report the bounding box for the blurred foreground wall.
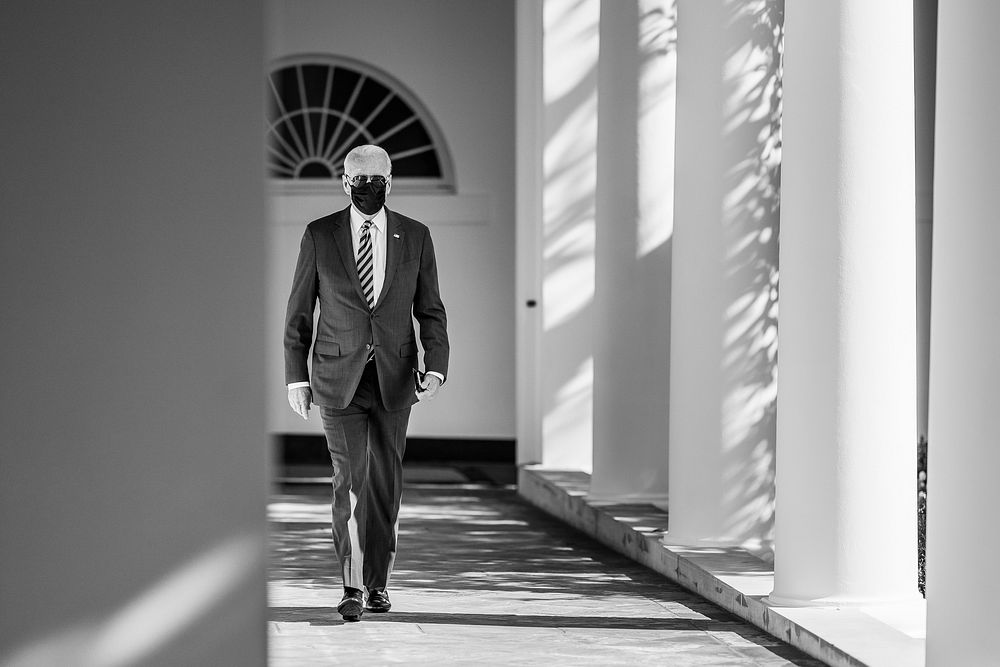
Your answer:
[0,2,269,665]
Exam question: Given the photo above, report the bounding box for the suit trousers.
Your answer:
[320,361,411,592]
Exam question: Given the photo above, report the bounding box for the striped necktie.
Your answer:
[357,220,375,310]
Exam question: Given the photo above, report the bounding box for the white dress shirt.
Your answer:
[351,205,388,306]
[287,204,443,390]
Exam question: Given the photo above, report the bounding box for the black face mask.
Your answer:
[350,180,387,216]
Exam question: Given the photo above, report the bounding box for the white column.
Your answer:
[0,2,267,664]
[665,0,781,551]
[589,0,675,503]
[769,0,919,605]
[925,1,1000,663]
[516,0,599,471]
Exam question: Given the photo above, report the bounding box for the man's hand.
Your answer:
[416,374,442,402]
[288,386,312,420]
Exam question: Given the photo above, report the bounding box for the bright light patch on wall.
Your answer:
[542,223,596,331]
[542,95,598,331]
[543,0,599,105]
[543,356,594,473]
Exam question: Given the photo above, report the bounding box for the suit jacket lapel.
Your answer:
[377,209,404,309]
[331,208,369,306]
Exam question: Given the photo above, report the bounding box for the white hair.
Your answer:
[343,145,391,175]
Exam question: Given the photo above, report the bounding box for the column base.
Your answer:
[661,534,774,562]
[765,592,925,609]
[585,491,668,510]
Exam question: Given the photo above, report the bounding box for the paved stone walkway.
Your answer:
[269,478,824,666]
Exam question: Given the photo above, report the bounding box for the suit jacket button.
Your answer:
[365,344,371,350]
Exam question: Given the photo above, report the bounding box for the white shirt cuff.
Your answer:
[290,374,441,390]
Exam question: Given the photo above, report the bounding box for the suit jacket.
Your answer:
[283,206,449,411]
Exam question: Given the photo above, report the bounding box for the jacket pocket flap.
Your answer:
[399,342,416,357]
[314,340,340,356]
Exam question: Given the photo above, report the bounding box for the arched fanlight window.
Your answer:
[266,54,455,193]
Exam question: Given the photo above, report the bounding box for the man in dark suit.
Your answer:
[284,144,449,622]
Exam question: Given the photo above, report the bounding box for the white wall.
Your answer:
[267,0,516,439]
[925,0,1000,662]
[0,3,268,665]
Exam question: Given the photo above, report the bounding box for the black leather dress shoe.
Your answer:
[337,588,365,621]
[366,589,391,613]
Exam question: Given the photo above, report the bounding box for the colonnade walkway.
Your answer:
[268,469,824,665]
